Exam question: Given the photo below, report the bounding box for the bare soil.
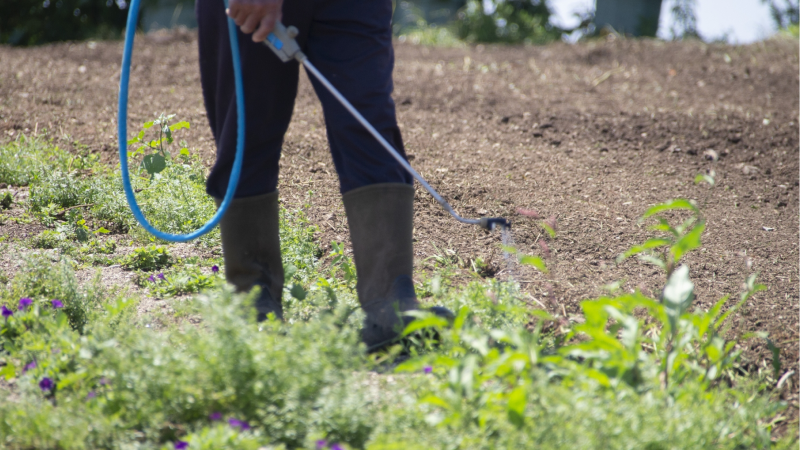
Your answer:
[1,31,797,414]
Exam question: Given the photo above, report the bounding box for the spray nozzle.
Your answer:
[479,217,511,231]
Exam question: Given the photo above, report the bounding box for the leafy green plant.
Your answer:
[0,135,72,186]
[560,269,766,392]
[327,241,357,288]
[30,229,67,250]
[0,254,106,333]
[0,147,793,450]
[80,238,116,255]
[393,299,786,450]
[388,197,784,447]
[147,265,221,297]
[0,286,374,449]
[54,209,92,243]
[92,143,217,244]
[122,245,172,271]
[0,192,12,210]
[616,199,705,277]
[29,170,94,213]
[127,113,191,179]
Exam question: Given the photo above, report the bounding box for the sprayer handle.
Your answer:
[263,22,305,63]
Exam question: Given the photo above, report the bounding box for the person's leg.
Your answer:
[304,1,449,349]
[197,0,314,199]
[303,0,412,194]
[196,0,313,319]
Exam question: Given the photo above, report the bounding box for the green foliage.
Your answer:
[81,238,116,255]
[85,116,218,244]
[0,254,107,333]
[30,229,68,250]
[617,198,705,277]
[328,241,357,288]
[127,113,192,179]
[28,171,94,213]
[435,279,531,330]
[0,192,12,210]
[0,131,791,448]
[146,265,221,297]
[0,135,72,186]
[122,245,172,271]
[0,256,788,449]
[391,294,786,449]
[454,0,562,44]
[163,425,280,450]
[0,286,375,449]
[0,0,129,46]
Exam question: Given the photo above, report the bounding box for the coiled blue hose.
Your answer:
[118,0,244,242]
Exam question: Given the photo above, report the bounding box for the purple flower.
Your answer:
[1,305,13,318]
[18,297,33,310]
[228,418,250,430]
[331,444,344,450]
[39,377,54,391]
[209,412,222,421]
[23,361,36,373]
[86,391,96,399]
[99,377,109,385]
[174,441,189,450]
[316,440,328,449]
[157,272,165,280]
[211,265,219,273]
[148,275,155,283]
[423,365,433,374]
[51,299,64,309]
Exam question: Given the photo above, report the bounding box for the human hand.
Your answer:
[226,0,283,43]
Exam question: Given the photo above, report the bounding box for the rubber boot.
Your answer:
[216,192,284,321]
[343,183,452,351]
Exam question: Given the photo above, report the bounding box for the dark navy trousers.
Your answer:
[196,0,413,199]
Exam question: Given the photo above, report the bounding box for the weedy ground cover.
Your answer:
[0,132,793,449]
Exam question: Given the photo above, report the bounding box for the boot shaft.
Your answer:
[342,183,415,309]
[216,191,284,319]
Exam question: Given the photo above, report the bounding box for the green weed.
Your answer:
[28,171,94,213]
[30,229,68,250]
[147,265,222,298]
[0,130,791,449]
[0,254,107,334]
[0,135,72,186]
[0,192,12,210]
[127,113,192,180]
[122,245,172,271]
[0,287,374,449]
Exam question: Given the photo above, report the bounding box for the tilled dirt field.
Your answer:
[0,31,798,407]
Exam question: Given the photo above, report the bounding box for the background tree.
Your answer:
[454,0,563,44]
[668,0,700,39]
[761,0,799,29]
[0,0,132,46]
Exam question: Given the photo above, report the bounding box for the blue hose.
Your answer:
[118,0,244,242]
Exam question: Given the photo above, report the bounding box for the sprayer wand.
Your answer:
[264,23,509,232]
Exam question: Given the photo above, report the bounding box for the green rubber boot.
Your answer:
[343,183,452,351]
[216,191,284,321]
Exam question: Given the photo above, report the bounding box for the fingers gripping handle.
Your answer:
[263,22,306,62]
